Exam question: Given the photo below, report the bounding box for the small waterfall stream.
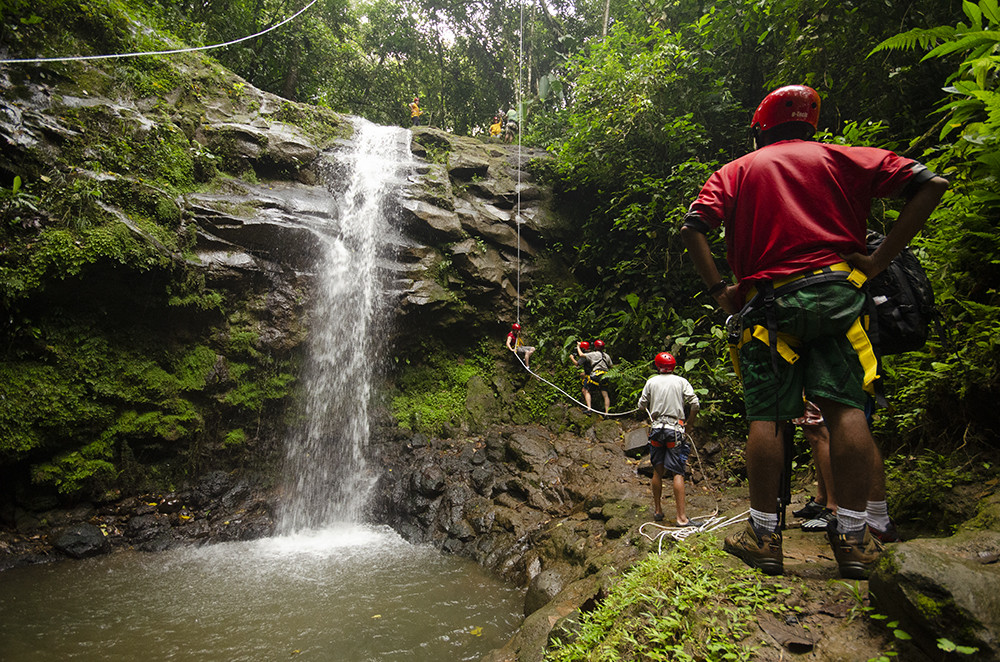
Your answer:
[279,118,411,532]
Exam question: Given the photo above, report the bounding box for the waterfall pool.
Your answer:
[0,525,523,661]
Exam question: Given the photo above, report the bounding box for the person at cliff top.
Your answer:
[505,323,535,368]
[409,97,423,126]
[793,399,901,542]
[637,352,700,525]
[489,116,503,138]
[578,339,613,413]
[680,83,947,578]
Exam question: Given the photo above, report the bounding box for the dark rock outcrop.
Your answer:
[398,127,572,334]
[51,523,109,559]
[871,495,1000,661]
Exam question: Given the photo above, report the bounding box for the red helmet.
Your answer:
[511,323,521,332]
[594,339,605,349]
[751,85,821,133]
[654,352,676,372]
[578,341,590,351]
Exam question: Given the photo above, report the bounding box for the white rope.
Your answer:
[511,350,640,417]
[639,509,749,553]
[0,0,318,65]
[514,0,524,326]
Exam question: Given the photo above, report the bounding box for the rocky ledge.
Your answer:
[0,470,277,570]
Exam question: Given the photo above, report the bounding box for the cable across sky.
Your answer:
[0,0,318,65]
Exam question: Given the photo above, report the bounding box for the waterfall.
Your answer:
[277,118,413,533]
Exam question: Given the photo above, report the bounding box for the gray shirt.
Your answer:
[637,373,699,431]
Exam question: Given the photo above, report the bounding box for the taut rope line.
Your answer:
[0,0,318,65]
[515,0,524,327]
[511,351,640,418]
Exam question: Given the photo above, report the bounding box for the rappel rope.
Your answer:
[514,0,524,327]
[0,0,318,65]
[512,351,640,417]
[640,510,749,553]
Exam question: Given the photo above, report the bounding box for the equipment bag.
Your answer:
[865,231,936,354]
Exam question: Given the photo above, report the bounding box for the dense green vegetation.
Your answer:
[520,0,1000,453]
[545,537,791,661]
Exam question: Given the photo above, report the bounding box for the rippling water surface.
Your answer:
[0,525,522,661]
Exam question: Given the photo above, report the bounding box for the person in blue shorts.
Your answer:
[638,352,700,525]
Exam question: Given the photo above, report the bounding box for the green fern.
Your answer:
[925,30,1000,60]
[867,26,955,56]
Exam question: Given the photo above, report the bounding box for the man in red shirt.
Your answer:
[681,85,947,578]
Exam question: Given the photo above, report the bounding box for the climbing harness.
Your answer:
[727,261,876,390]
[0,0,318,65]
[640,510,749,554]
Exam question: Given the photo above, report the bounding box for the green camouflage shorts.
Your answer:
[738,282,870,421]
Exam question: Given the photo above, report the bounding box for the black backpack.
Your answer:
[865,231,936,355]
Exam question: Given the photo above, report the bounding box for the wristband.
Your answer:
[706,280,728,296]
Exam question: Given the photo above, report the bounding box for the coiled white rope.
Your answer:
[640,510,749,553]
[0,0,318,65]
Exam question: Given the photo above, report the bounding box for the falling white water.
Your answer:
[278,119,413,533]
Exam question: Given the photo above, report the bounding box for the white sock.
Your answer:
[866,500,891,530]
[837,507,867,534]
[750,508,778,532]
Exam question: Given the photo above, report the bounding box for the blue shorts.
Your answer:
[648,428,689,477]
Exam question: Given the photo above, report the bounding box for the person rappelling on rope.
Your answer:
[680,84,948,578]
[638,352,700,525]
[409,96,423,126]
[505,323,535,368]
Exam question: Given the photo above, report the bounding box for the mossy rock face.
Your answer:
[961,490,1000,532]
[0,36,333,503]
[465,374,498,430]
[870,533,1000,660]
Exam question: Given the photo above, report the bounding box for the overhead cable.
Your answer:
[0,0,318,65]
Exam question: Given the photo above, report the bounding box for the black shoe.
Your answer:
[801,508,836,532]
[793,496,826,519]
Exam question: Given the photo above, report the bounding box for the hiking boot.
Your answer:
[827,526,885,579]
[793,497,826,519]
[801,507,836,532]
[724,520,783,575]
[869,520,902,543]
